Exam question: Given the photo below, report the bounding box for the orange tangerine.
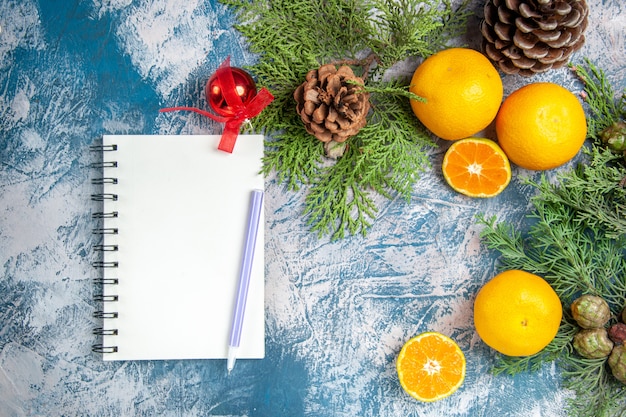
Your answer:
[474,270,563,356]
[442,138,511,198]
[495,82,587,170]
[409,48,503,140]
[396,332,466,402]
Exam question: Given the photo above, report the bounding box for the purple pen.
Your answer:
[227,189,264,374]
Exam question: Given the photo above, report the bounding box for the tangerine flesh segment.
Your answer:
[397,332,466,402]
[442,138,511,198]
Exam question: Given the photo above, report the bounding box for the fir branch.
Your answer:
[571,59,626,141]
[220,0,469,239]
[305,81,433,239]
[360,81,425,102]
[261,127,322,191]
[476,214,531,270]
[528,148,626,240]
[479,163,626,306]
[304,151,378,240]
[477,61,626,416]
[367,0,472,72]
[428,0,473,48]
[560,356,626,417]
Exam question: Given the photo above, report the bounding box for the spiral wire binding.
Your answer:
[91,143,120,355]
[94,245,119,252]
[91,178,118,185]
[92,228,119,235]
[92,211,118,219]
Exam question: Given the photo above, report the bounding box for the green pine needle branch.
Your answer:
[570,59,626,142]
[476,60,626,417]
[220,0,471,239]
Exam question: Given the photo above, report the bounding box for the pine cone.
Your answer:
[571,295,611,329]
[481,0,589,76]
[573,328,614,359]
[600,121,626,163]
[294,64,370,144]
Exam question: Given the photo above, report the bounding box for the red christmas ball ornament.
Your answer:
[206,67,257,117]
[159,56,274,153]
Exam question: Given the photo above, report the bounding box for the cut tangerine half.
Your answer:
[396,332,466,402]
[442,137,511,198]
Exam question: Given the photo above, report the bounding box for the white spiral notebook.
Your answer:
[91,134,265,361]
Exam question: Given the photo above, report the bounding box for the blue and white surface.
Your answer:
[1,0,624,416]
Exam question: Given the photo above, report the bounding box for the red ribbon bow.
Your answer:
[160,57,274,153]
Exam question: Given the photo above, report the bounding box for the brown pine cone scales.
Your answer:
[294,64,370,144]
[481,0,589,76]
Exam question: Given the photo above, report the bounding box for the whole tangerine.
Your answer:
[473,270,562,356]
[495,82,587,170]
[409,48,503,140]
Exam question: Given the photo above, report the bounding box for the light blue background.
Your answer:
[1,0,624,416]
